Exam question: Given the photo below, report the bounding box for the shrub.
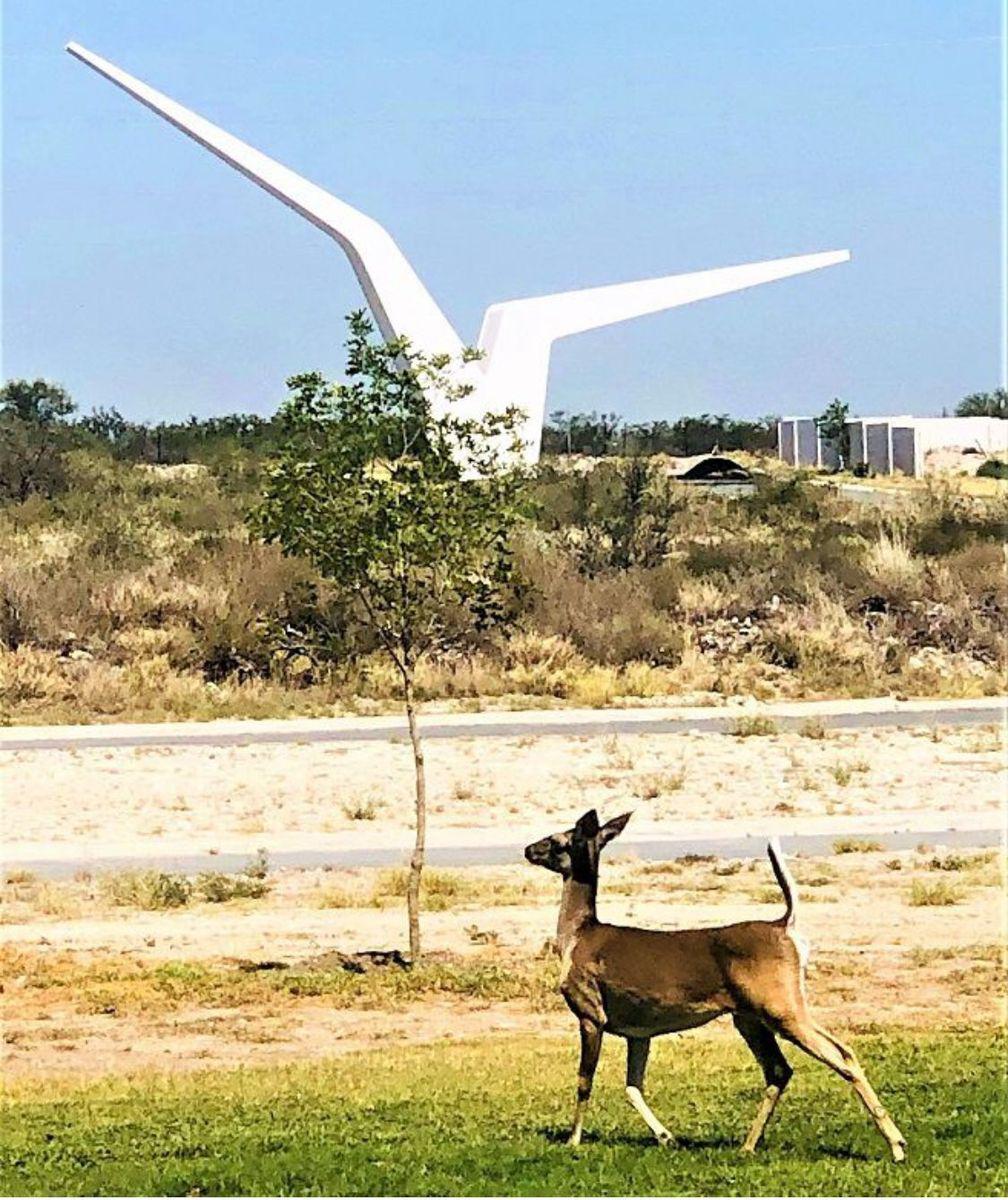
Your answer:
[342,800,378,821]
[908,879,963,907]
[100,870,192,909]
[194,872,269,903]
[832,838,883,854]
[976,458,1008,480]
[728,715,779,737]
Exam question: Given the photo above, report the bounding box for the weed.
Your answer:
[728,715,779,738]
[99,870,192,910]
[3,869,36,885]
[832,838,884,854]
[633,766,686,798]
[194,872,270,903]
[341,800,378,821]
[798,718,829,740]
[908,879,964,907]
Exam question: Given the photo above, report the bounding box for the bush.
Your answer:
[908,879,963,907]
[100,870,192,909]
[1,449,1005,721]
[976,458,1008,480]
[728,715,779,738]
[194,872,269,903]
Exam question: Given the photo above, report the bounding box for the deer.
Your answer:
[524,809,906,1162]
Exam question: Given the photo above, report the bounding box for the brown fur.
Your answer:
[525,809,907,1161]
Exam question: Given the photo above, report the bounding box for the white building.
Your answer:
[777,415,1007,477]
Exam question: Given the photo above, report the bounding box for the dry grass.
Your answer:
[2,456,1005,723]
[908,879,964,907]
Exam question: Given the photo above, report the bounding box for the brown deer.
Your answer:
[524,809,906,1161]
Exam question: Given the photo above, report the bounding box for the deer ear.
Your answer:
[598,811,633,848]
[574,809,600,839]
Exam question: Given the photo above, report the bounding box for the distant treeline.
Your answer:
[79,407,286,464]
[86,406,779,463]
[541,411,778,457]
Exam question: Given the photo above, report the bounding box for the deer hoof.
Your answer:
[656,1131,672,1147]
[891,1139,907,1164]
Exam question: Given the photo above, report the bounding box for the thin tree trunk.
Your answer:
[403,669,426,964]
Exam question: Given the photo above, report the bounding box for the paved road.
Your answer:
[15,826,1003,880]
[1,698,1003,753]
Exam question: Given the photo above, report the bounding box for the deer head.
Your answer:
[524,809,633,880]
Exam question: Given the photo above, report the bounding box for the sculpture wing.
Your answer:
[478,250,850,352]
[477,250,850,463]
[66,43,462,357]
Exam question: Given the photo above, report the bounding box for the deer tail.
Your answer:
[767,837,797,927]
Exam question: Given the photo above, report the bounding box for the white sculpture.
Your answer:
[67,42,850,463]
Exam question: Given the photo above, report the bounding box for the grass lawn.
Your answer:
[1,1030,1005,1196]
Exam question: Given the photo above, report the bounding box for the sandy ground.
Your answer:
[2,724,1004,865]
[2,720,1003,1083]
[2,849,1004,1080]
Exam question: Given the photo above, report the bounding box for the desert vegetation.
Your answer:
[1,450,1005,723]
[2,372,1006,724]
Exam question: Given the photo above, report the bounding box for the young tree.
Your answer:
[0,378,77,500]
[815,398,850,470]
[253,312,529,962]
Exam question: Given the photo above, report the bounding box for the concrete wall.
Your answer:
[777,414,1005,475]
[891,425,918,476]
[848,421,865,466]
[865,422,891,474]
[778,420,797,466]
[795,419,819,466]
[912,417,1008,455]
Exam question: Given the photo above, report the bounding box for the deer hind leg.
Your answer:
[775,1014,907,1162]
[568,1018,603,1147]
[625,1037,673,1145]
[732,1013,793,1153]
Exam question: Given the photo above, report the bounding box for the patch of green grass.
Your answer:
[317,868,541,912]
[0,948,561,1018]
[1,1032,1004,1195]
[98,852,272,909]
[728,715,779,738]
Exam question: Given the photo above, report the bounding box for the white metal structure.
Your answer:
[67,42,851,463]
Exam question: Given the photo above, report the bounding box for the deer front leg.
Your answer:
[568,1018,603,1146]
[625,1036,673,1145]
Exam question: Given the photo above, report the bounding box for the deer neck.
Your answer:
[556,874,597,953]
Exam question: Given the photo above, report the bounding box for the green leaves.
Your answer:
[252,314,530,675]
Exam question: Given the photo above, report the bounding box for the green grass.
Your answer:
[1,1032,1004,1195]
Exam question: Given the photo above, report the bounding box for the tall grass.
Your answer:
[1,453,1005,722]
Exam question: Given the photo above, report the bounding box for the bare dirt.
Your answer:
[3,723,1003,865]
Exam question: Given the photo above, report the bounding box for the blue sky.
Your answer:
[2,1,1003,424]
